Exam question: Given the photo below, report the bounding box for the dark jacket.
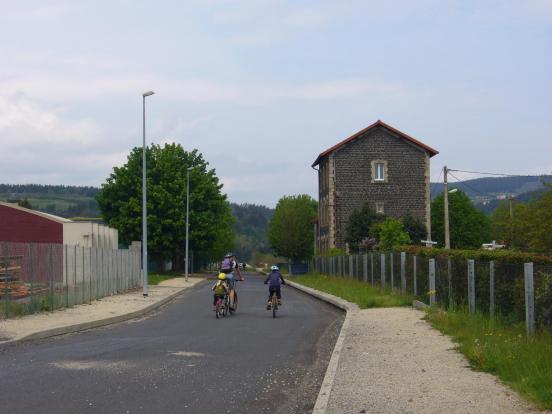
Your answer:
[264,271,285,288]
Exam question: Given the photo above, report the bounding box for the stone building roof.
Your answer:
[312,120,439,167]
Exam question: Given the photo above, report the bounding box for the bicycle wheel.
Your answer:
[272,295,277,318]
[231,291,238,313]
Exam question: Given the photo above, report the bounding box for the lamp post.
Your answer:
[443,166,450,250]
[185,166,194,282]
[142,90,154,297]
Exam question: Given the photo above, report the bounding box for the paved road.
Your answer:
[0,273,343,414]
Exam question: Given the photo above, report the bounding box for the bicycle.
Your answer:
[228,278,242,314]
[270,291,278,318]
[214,295,227,319]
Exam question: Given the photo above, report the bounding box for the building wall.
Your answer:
[63,222,94,247]
[322,126,429,249]
[0,204,63,244]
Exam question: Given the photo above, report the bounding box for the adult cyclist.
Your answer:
[220,252,243,308]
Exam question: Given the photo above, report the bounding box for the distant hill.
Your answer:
[0,184,274,260]
[0,184,100,218]
[231,203,274,261]
[430,175,552,213]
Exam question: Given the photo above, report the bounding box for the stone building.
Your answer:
[312,120,438,251]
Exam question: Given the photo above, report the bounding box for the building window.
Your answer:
[371,160,388,182]
[375,202,385,214]
[375,163,385,181]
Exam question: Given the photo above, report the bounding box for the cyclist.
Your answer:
[212,273,228,311]
[264,265,286,310]
[220,252,240,308]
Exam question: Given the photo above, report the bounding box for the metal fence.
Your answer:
[312,252,552,334]
[0,241,142,319]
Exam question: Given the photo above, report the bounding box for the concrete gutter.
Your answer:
[1,280,207,348]
[285,280,359,414]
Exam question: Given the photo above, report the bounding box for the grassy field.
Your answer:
[427,308,552,409]
[292,273,412,308]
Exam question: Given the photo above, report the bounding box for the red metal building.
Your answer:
[0,202,65,244]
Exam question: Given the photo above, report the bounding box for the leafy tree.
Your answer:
[431,190,491,249]
[401,214,426,244]
[378,218,411,250]
[268,195,317,262]
[491,185,552,252]
[345,203,385,252]
[96,143,234,269]
[524,185,552,252]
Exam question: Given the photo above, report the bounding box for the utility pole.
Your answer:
[509,194,514,245]
[313,222,317,256]
[443,166,451,249]
[185,167,193,282]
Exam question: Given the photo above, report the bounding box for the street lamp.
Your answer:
[185,166,194,282]
[142,90,154,297]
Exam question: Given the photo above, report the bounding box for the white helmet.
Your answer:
[270,265,279,271]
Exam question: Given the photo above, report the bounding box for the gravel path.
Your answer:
[326,307,545,414]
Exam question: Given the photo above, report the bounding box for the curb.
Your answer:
[1,280,207,347]
[412,299,429,310]
[285,280,359,414]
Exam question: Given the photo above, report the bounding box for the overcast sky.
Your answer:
[1,0,551,206]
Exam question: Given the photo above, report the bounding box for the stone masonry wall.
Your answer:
[331,126,429,249]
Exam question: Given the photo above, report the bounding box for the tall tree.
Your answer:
[345,203,384,252]
[431,190,491,249]
[96,144,234,269]
[268,195,317,262]
[401,214,426,245]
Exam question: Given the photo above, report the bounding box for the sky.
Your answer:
[1,0,551,207]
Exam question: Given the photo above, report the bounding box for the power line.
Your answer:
[447,168,547,178]
[447,171,493,198]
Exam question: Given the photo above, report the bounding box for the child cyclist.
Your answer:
[264,265,286,310]
[212,273,228,311]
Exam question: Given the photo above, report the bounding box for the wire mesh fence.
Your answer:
[312,251,552,334]
[0,241,142,319]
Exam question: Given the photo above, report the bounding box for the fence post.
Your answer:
[468,259,475,314]
[349,255,353,278]
[370,253,374,286]
[524,262,535,336]
[447,258,453,307]
[400,252,406,293]
[489,260,495,319]
[380,253,386,288]
[413,255,417,296]
[389,253,394,291]
[65,244,69,308]
[429,258,436,306]
[363,254,368,282]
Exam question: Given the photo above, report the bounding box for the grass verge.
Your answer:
[292,273,412,308]
[426,307,552,409]
[148,273,182,285]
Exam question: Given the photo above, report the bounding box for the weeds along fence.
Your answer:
[311,252,552,335]
[0,241,142,319]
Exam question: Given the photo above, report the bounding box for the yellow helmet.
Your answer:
[218,273,227,280]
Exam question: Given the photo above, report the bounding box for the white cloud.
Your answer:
[0,94,125,185]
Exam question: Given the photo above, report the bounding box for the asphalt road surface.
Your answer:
[0,273,343,414]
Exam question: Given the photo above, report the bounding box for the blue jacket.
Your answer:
[264,271,285,288]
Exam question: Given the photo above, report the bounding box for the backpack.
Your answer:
[220,258,233,273]
[213,280,227,295]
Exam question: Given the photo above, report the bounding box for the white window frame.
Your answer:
[371,160,388,183]
[375,202,385,215]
